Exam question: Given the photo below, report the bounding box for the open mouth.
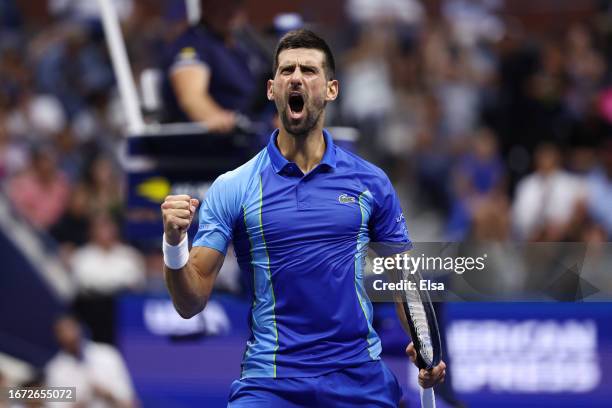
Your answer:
[288,93,305,115]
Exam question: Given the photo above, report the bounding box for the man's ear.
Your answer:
[326,79,339,102]
[267,79,274,101]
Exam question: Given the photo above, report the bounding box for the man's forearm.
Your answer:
[164,262,208,319]
[179,93,227,123]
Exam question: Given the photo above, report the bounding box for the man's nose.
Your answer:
[289,68,304,87]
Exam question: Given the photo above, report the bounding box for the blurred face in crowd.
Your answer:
[200,0,243,38]
[91,156,115,187]
[68,186,89,217]
[90,214,119,249]
[54,317,82,356]
[473,129,498,161]
[534,144,561,175]
[267,48,338,137]
[31,148,57,181]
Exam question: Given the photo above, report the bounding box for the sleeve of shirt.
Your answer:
[369,175,413,256]
[168,31,210,73]
[192,174,239,255]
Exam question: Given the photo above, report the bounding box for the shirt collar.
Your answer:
[267,129,337,175]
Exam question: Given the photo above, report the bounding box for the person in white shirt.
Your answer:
[71,213,145,295]
[45,315,137,408]
[512,143,585,241]
[70,213,145,344]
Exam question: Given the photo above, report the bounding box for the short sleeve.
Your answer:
[167,30,210,73]
[192,175,240,254]
[369,176,412,256]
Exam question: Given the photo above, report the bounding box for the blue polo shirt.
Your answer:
[193,129,411,378]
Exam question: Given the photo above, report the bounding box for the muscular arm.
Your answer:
[161,194,226,319]
[170,65,235,132]
[164,246,224,319]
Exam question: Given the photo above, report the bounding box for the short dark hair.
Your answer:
[273,29,336,80]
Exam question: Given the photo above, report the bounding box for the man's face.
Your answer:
[201,0,243,37]
[54,317,82,355]
[268,48,338,136]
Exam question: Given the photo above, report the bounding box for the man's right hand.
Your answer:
[161,195,200,245]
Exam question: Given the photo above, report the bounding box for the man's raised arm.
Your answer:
[161,194,224,319]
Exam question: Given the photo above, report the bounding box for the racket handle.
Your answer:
[420,386,436,408]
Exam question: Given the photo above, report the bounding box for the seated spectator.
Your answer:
[50,185,90,247]
[50,185,91,266]
[70,213,144,344]
[45,315,137,408]
[161,0,268,132]
[446,128,507,240]
[512,143,586,241]
[0,115,28,180]
[143,246,166,294]
[71,213,144,296]
[81,154,123,217]
[584,139,612,239]
[7,144,70,229]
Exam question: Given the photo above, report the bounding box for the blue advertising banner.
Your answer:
[117,296,612,407]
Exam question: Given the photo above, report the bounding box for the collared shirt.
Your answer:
[193,129,411,378]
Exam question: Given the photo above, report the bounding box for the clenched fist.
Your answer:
[161,195,200,245]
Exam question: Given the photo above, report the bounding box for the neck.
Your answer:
[277,124,326,174]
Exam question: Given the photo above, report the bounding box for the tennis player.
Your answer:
[161,29,446,407]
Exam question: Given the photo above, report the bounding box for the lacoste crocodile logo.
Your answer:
[338,194,356,204]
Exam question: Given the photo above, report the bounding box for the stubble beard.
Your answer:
[278,98,326,138]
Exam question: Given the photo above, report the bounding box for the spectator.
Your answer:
[50,184,91,261]
[0,370,6,408]
[0,115,28,180]
[341,23,396,161]
[142,247,166,294]
[7,145,70,229]
[45,315,137,408]
[446,128,507,240]
[81,154,123,217]
[70,213,144,344]
[584,139,612,239]
[71,212,144,296]
[512,143,586,241]
[161,0,269,132]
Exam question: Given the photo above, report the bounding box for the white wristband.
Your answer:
[163,233,189,269]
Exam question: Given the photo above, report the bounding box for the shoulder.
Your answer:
[202,148,271,209]
[87,342,122,361]
[114,244,144,261]
[515,173,538,192]
[213,149,270,190]
[335,146,393,195]
[336,146,389,180]
[172,26,205,47]
[167,27,213,63]
[71,244,98,262]
[45,352,69,371]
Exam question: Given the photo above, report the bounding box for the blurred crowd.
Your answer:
[0,0,611,401]
[335,0,612,245]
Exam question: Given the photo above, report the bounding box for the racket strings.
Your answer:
[400,270,436,366]
[407,302,434,363]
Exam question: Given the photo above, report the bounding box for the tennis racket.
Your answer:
[392,267,442,408]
